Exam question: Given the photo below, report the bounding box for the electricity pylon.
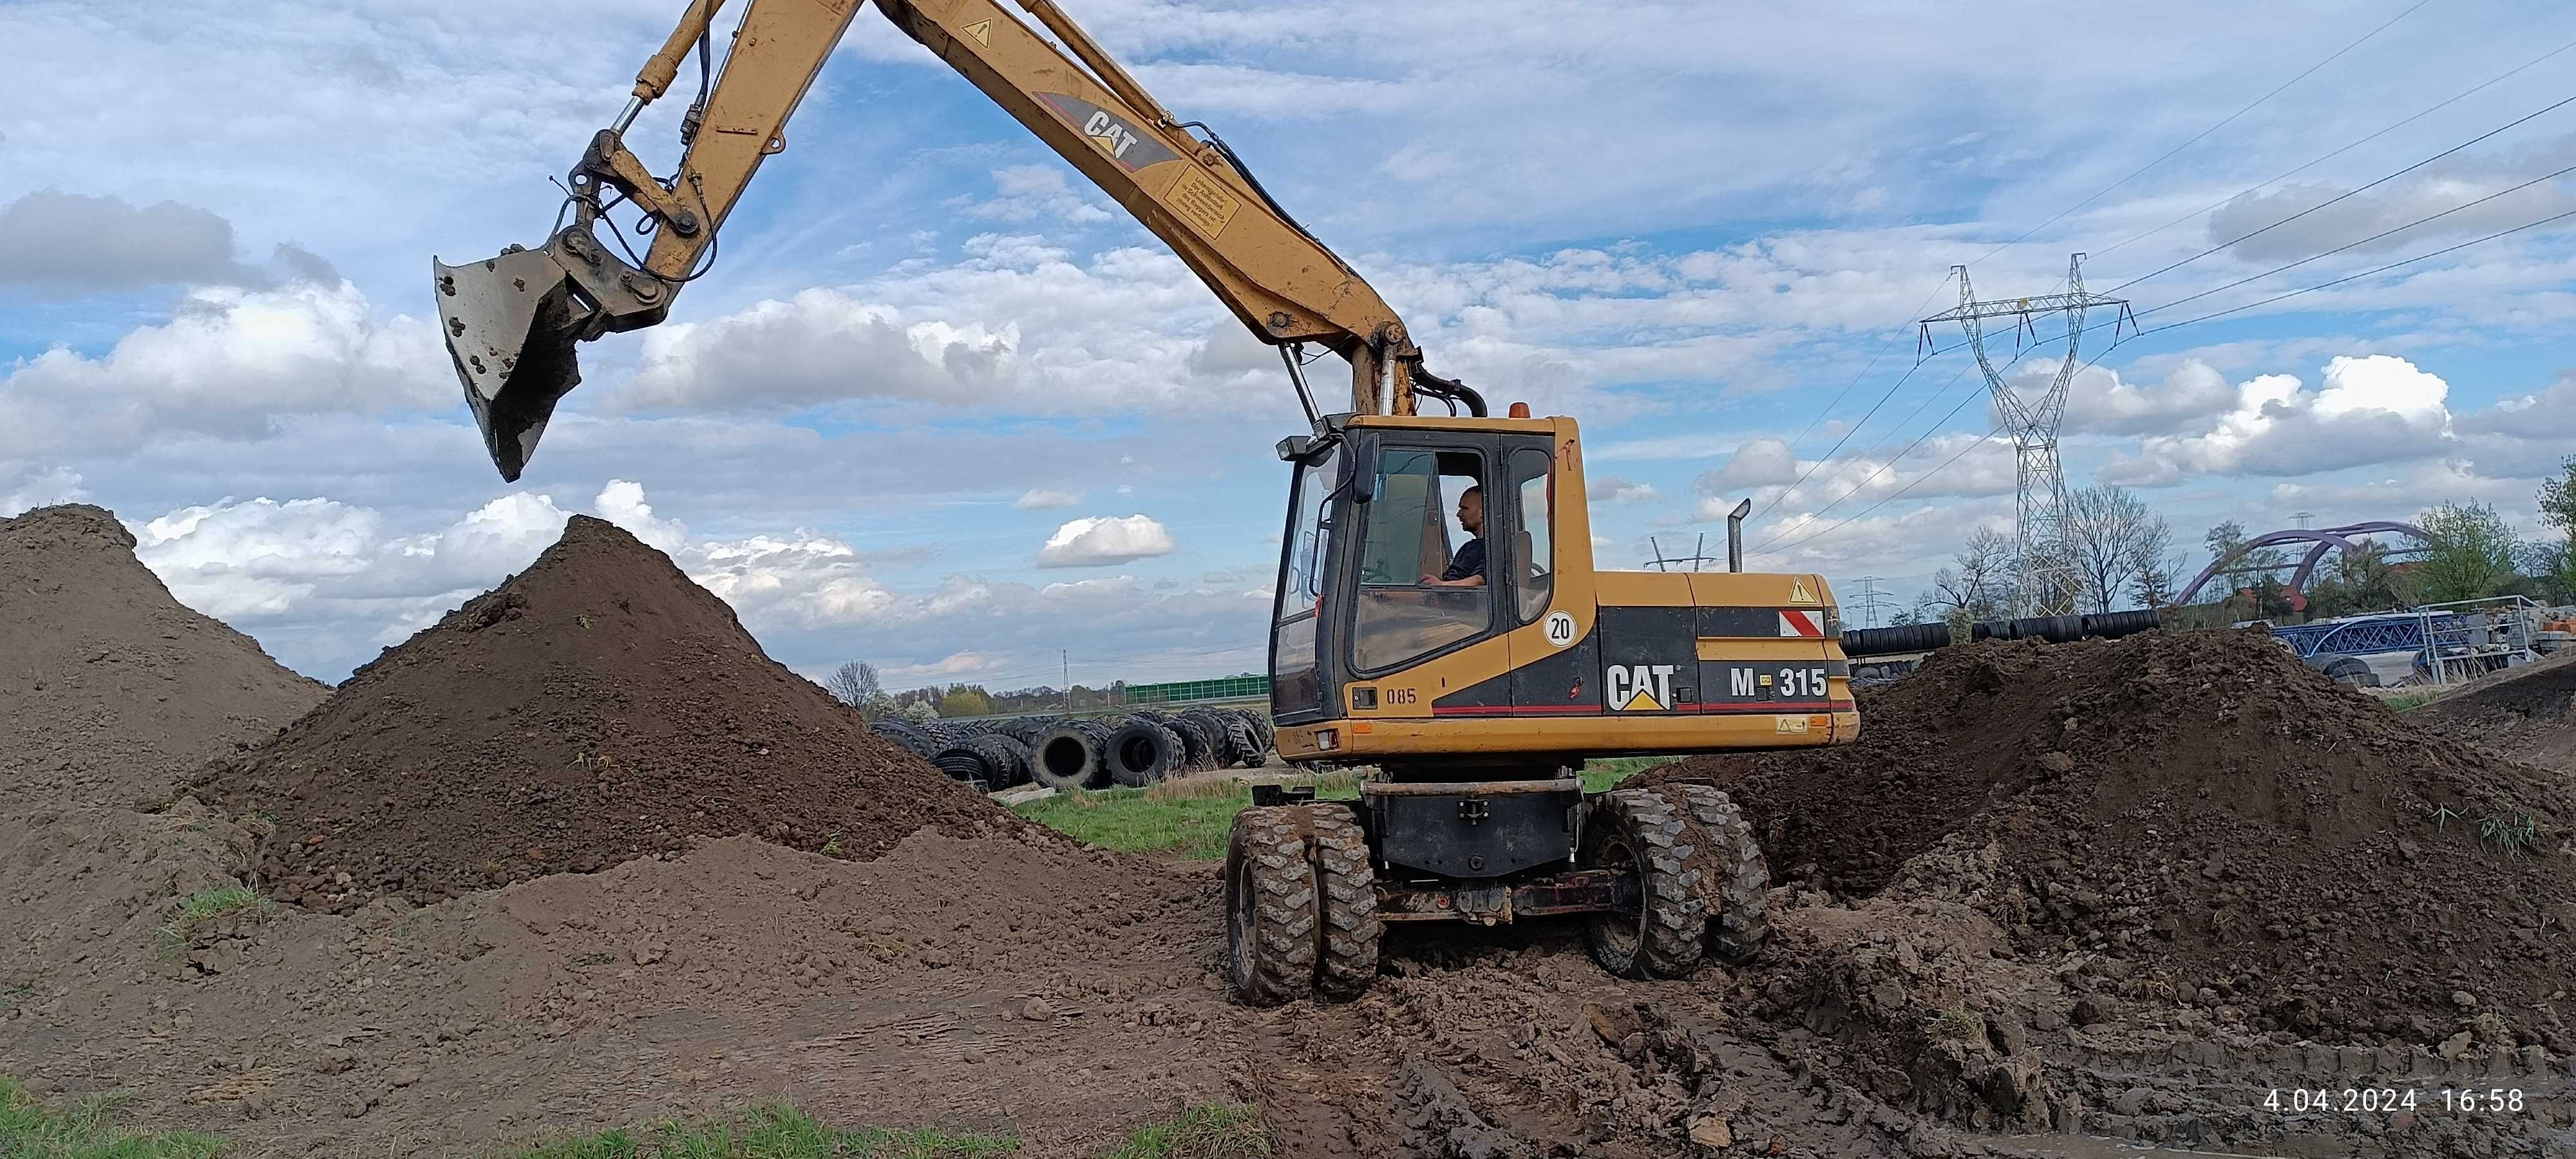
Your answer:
[1920,254,2130,617]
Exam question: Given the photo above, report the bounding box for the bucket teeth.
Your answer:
[433,247,589,482]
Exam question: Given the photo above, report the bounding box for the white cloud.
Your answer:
[0,279,445,456]
[0,190,333,296]
[1034,514,1177,569]
[595,478,687,553]
[1587,476,1658,502]
[954,164,1115,225]
[2100,354,2456,484]
[0,467,88,516]
[1702,437,1798,491]
[2060,359,2237,435]
[1013,487,1082,510]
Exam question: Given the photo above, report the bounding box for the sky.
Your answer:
[4,0,2574,691]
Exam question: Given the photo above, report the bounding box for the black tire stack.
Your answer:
[871,706,1274,793]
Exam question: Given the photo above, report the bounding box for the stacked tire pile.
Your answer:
[869,707,1273,793]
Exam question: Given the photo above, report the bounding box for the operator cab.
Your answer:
[1269,415,1565,743]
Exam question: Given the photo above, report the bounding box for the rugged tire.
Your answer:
[1307,802,1381,999]
[1106,719,1186,787]
[1032,722,1112,791]
[931,743,990,789]
[1662,783,1772,963]
[871,719,941,760]
[967,734,1034,790]
[1169,714,1223,770]
[1580,789,1707,980]
[1219,713,1263,768]
[1233,710,1275,757]
[1225,807,1318,1006]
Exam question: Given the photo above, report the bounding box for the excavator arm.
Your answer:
[435,0,1468,481]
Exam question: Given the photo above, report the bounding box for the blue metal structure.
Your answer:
[2268,612,2457,659]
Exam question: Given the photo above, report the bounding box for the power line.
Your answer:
[1768,201,2576,556]
[2131,158,2576,319]
[2107,91,2576,294]
[1759,4,2420,493]
[2092,34,2576,263]
[1963,0,2431,269]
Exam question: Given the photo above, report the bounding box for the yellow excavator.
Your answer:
[434,0,1863,1004]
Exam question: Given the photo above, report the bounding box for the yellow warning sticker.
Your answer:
[961,17,993,46]
[1788,577,1819,604]
[1164,166,1243,238]
[1774,715,1810,734]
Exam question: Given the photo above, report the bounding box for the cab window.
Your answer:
[1270,444,1338,715]
[1352,448,1489,673]
[1511,447,1554,623]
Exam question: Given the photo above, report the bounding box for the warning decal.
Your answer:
[1788,577,1819,604]
[1777,609,1823,638]
[1165,167,1244,238]
[961,17,992,46]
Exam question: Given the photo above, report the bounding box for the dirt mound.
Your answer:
[191,516,1012,909]
[2413,649,2576,772]
[1,810,1247,1157]
[0,504,327,810]
[1652,628,2576,1046]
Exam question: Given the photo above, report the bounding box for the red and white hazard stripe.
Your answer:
[1777,609,1823,637]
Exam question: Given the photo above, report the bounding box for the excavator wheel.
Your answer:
[1307,802,1381,999]
[1662,782,1772,963]
[1224,806,1318,1006]
[1580,789,1708,980]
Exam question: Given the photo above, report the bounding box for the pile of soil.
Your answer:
[0,504,325,809]
[2412,649,2576,773]
[191,516,1012,910]
[1651,628,2576,1047]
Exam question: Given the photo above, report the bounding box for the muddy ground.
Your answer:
[5,505,2574,1157]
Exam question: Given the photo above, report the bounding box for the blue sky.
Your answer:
[5,0,2573,690]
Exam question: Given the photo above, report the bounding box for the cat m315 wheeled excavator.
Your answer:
[432,0,1863,1004]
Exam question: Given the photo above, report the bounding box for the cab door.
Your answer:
[1268,442,1340,725]
[1501,440,1602,713]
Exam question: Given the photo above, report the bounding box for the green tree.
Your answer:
[2412,502,2521,604]
[935,684,993,719]
[2539,455,2576,600]
[2303,540,2407,618]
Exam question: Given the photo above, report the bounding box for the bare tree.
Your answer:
[2066,484,2169,614]
[2128,516,2183,609]
[824,661,888,716]
[1911,527,2017,632]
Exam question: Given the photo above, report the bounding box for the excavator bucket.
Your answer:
[433,246,590,482]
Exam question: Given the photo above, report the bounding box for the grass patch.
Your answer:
[506,1103,1013,1158]
[1105,1104,1269,1159]
[2380,690,2439,712]
[2481,798,2541,857]
[1926,1007,1985,1042]
[157,885,272,953]
[1014,774,1357,860]
[0,1076,229,1158]
[1580,757,1669,793]
[1018,763,1678,858]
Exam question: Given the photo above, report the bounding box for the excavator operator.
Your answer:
[1421,487,1488,588]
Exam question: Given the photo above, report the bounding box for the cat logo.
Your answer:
[1604,664,1679,712]
[1081,110,1142,161]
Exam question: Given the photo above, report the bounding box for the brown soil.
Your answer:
[2412,650,2576,773]
[1650,628,2576,1050]
[0,505,326,809]
[189,516,1014,910]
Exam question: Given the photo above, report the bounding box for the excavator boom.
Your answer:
[435,0,1449,481]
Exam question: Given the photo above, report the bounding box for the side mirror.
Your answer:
[1350,440,1379,504]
